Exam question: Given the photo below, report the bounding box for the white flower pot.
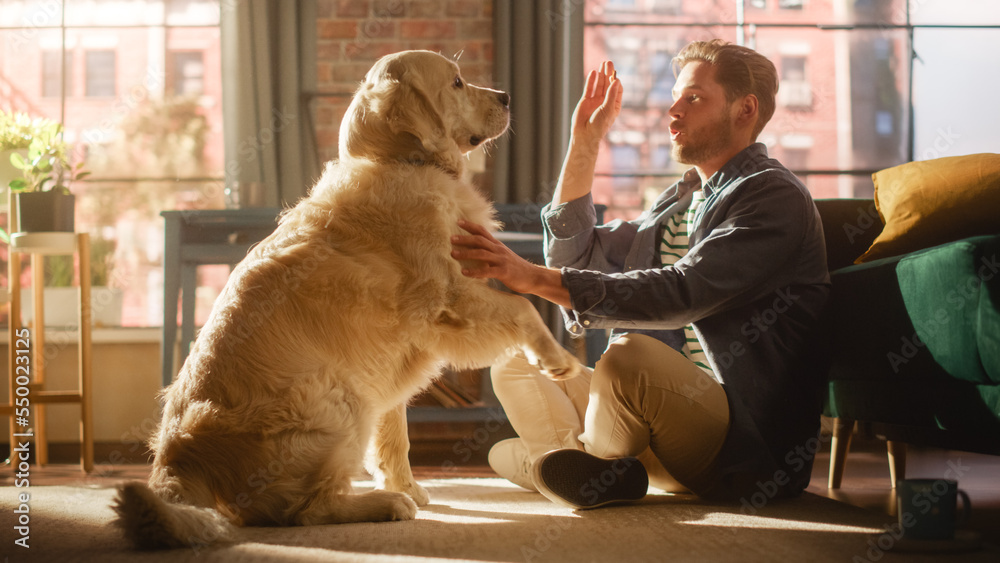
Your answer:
[20,286,124,327]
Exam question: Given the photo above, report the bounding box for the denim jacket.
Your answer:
[541,143,831,499]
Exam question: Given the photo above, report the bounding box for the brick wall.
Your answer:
[312,0,496,164]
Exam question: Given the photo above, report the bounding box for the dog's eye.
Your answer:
[454,76,464,88]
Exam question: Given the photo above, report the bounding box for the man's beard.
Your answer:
[671,108,734,165]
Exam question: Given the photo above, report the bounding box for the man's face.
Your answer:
[669,61,737,166]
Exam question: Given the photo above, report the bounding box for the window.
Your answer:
[84,50,116,97]
[168,51,205,96]
[648,49,675,105]
[584,0,1000,217]
[607,45,642,107]
[651,0,682,15]
[779,0,804,9]
[42,50,73,97]
[1,1,224,327]
[778,55,811,109]
[607,0,638,11]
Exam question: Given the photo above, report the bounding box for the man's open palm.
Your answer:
[572,61,623,145]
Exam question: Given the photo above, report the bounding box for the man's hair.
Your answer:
[673,39,778,140]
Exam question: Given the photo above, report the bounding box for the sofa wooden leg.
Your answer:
[887,440,907,488]
[828,418,855,489]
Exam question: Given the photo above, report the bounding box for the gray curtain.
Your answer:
[493,0,584,205]
[493,1,588,358]
[221,0,319,208]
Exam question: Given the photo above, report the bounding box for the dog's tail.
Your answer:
[112,481,236,550]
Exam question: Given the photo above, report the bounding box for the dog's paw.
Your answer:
[366,490,419,522]
[386,479,430,506]
[385,491,419,521]
[386,493,417,520]
[406,482,430,506]
[539,348,583,381]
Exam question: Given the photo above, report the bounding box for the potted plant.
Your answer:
[1,110,37,184]
[1,110,37,218]
[0,110,88,238]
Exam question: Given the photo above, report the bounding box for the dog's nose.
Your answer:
[498,92,510,108]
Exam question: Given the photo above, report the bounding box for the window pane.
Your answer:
[166,0,221,25]
[85,49,116,97]
[65,0,165,26]
[585,24,738,218]
[910,0,1000,25]
[168,51,205,95]
[64,23,224,327]
[1,28,63,110]
[63,0,219,26]
[913,28,1000,160]
[744,0,908,25]
[755,27,909,198]
[788,173,875,200]
[1,4,224,329]
[586,0,910,25]
[42,50,73,97]
[593,172,684,221]
[587,0,740,24]
[0,1,64,27]
[74,180,226,326]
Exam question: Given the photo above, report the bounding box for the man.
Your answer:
[451,39,830,508]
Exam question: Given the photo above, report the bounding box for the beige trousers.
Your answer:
[492,333,731,493]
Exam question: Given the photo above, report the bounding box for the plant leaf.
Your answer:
[9,151,26,168]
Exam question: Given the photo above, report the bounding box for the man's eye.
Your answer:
[454,76,464,88]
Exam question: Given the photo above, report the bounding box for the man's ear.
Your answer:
[735,94,759,130]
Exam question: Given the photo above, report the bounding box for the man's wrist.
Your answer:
[532,266,572,309]
[567,136,601,160]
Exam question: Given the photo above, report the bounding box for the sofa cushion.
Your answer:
[822,234,1000,431]
[829,234,1000,383]
[856,153,1000,263]
[895,235,1000,384]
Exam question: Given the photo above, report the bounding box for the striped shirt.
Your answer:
[659,189,716,378]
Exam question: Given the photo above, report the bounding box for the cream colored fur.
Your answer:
[113,50,580,550]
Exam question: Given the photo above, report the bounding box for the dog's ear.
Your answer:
[379,64,453,158]
[339,59,425,161]
[340,53,463,174]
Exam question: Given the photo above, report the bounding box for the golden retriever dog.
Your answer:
[113,50,581,549]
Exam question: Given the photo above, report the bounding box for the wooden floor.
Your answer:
[4,438,998,548]
[806,442,1000,546]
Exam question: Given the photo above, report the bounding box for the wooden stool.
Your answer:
[2,231,94,473]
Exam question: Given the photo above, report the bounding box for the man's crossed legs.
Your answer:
[490,333,731,508]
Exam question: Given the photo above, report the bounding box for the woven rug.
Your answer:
[2,478,996,562]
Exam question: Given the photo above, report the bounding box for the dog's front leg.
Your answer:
[372,403,429,506]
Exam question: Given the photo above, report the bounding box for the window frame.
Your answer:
[583,1,1000,187]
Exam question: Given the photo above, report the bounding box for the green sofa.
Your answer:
[815,198,1000,488]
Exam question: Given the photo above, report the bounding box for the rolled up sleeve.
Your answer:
[556,177,814,333]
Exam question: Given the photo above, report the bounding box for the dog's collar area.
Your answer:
[399,156,460,179]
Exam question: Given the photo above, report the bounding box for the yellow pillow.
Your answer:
[855,153,1000,263]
